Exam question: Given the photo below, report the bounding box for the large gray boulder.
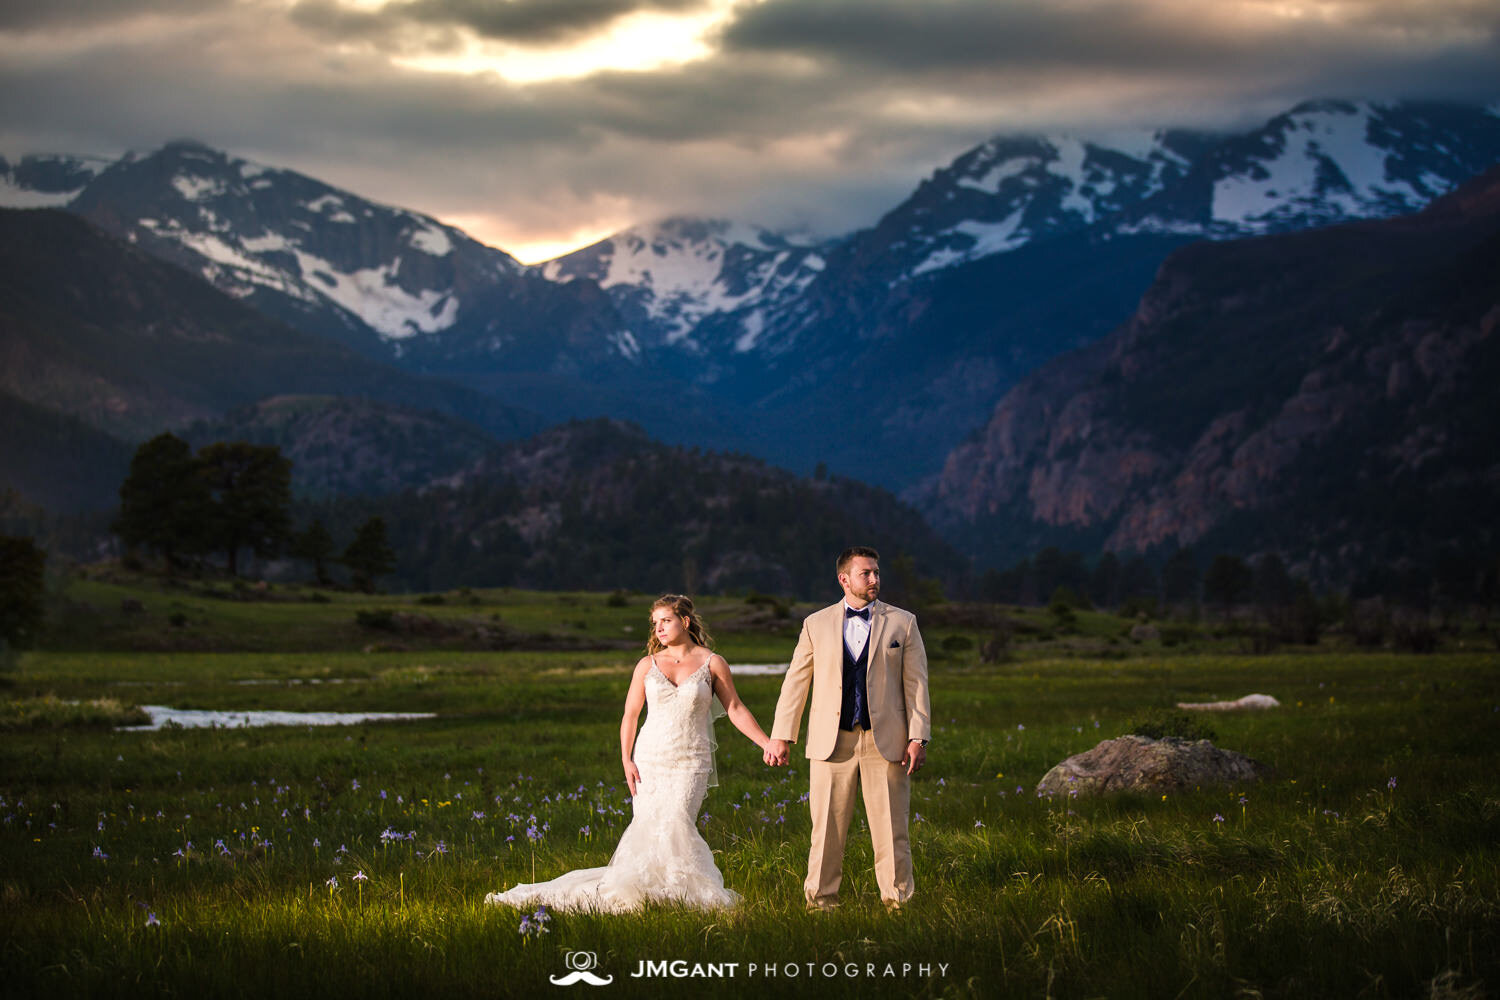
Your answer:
[1036,735,1271,797]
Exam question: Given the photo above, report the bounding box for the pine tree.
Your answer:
[343,516,396,593]
[113,433,210,571]
[291,518,337,586]
[1204,554,1254,622]
[1162,548,1202,607]
[198,442,293,578]
[0,534,47,663]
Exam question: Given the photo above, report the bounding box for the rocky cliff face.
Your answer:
[922,166,1500,573]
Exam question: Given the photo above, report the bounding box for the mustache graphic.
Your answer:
[549,971,615,986]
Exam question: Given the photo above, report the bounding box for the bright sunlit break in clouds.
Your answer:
[0,0,1496,262]
[391,1,740,84]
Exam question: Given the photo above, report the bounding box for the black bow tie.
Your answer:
[845,607,870,621]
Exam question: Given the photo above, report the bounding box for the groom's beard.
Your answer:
[853,585,878,603]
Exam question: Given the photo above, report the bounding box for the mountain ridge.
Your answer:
[0,207,543,509]
[3,97,1498,502]
[917,164,1500,578]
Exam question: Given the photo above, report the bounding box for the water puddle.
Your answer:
[117,706,435,731]
[731,664,789,675]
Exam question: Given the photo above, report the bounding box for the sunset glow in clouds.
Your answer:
[0,0,1495,262]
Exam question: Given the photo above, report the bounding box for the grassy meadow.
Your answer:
[2,577,1498,998]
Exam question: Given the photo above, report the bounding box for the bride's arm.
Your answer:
[620,658,650,795]
[708,655,770,751]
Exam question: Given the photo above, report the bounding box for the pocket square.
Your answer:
[889,639,901,648]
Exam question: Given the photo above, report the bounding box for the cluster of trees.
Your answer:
[114,433,395,590]
[980,545,1328,630]
[0,533,46,663]
[313,421,963,600]
[981,542,1500,636]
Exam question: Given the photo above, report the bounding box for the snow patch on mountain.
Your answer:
[292,248,458,339]
[172,174,224,202]
[735,310,765,352]
[912,212,1026,276]
[540,217,826,348]
[611,329,642,359]
[887,129,1196,280]
[1049,138,1092,217]
[409,224,452,257]
[241,231,293,253]
[1211,103,1426,228]
[958,156,1036,193]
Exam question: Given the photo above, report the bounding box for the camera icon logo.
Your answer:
[551,950,613,986]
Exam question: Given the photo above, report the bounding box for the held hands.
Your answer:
[901,740,927,776]
[763,738,791,767]
[623,760,641,796]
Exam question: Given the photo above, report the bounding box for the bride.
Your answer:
[485,594,772,912]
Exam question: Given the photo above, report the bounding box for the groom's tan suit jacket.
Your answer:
[772,600,931,763]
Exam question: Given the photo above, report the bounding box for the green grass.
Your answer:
[4,582,1499,998]
[0,694,150,731]
[43,574,811,660]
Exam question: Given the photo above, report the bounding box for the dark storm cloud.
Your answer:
[721,0,1500,101]
[2,0,1498,257]
[0,0,234,31]
[290,0,708,46]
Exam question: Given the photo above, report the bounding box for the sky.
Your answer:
[1,0,1497,263]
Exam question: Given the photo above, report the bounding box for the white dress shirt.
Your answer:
[842,602,871,661]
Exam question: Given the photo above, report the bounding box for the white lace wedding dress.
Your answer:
[484,657,741,913]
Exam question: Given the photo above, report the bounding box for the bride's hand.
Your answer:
[623,760,641,796]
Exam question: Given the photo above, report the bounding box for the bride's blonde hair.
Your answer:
[646,594,714,654]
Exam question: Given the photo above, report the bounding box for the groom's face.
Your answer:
[840,556,880,606]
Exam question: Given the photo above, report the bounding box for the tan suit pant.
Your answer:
[805,725,913,907]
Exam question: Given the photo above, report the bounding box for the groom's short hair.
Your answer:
[836,546,880,574]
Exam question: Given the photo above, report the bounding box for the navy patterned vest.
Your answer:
[840,629,872,731]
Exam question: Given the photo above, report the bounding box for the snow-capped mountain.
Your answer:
[848,130,1216,284]
[11,98,1498,490]
[1119,100,1500,237]
[64,141,526,354]
[538,217,831,357]
[709,98,1500,488]
[0,152,111,208]
[776,100,1500,324]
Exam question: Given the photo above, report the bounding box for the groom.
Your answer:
[765,546,931,910]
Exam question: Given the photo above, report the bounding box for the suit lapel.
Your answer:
[865,600,887,681]
[821,603,845,676]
